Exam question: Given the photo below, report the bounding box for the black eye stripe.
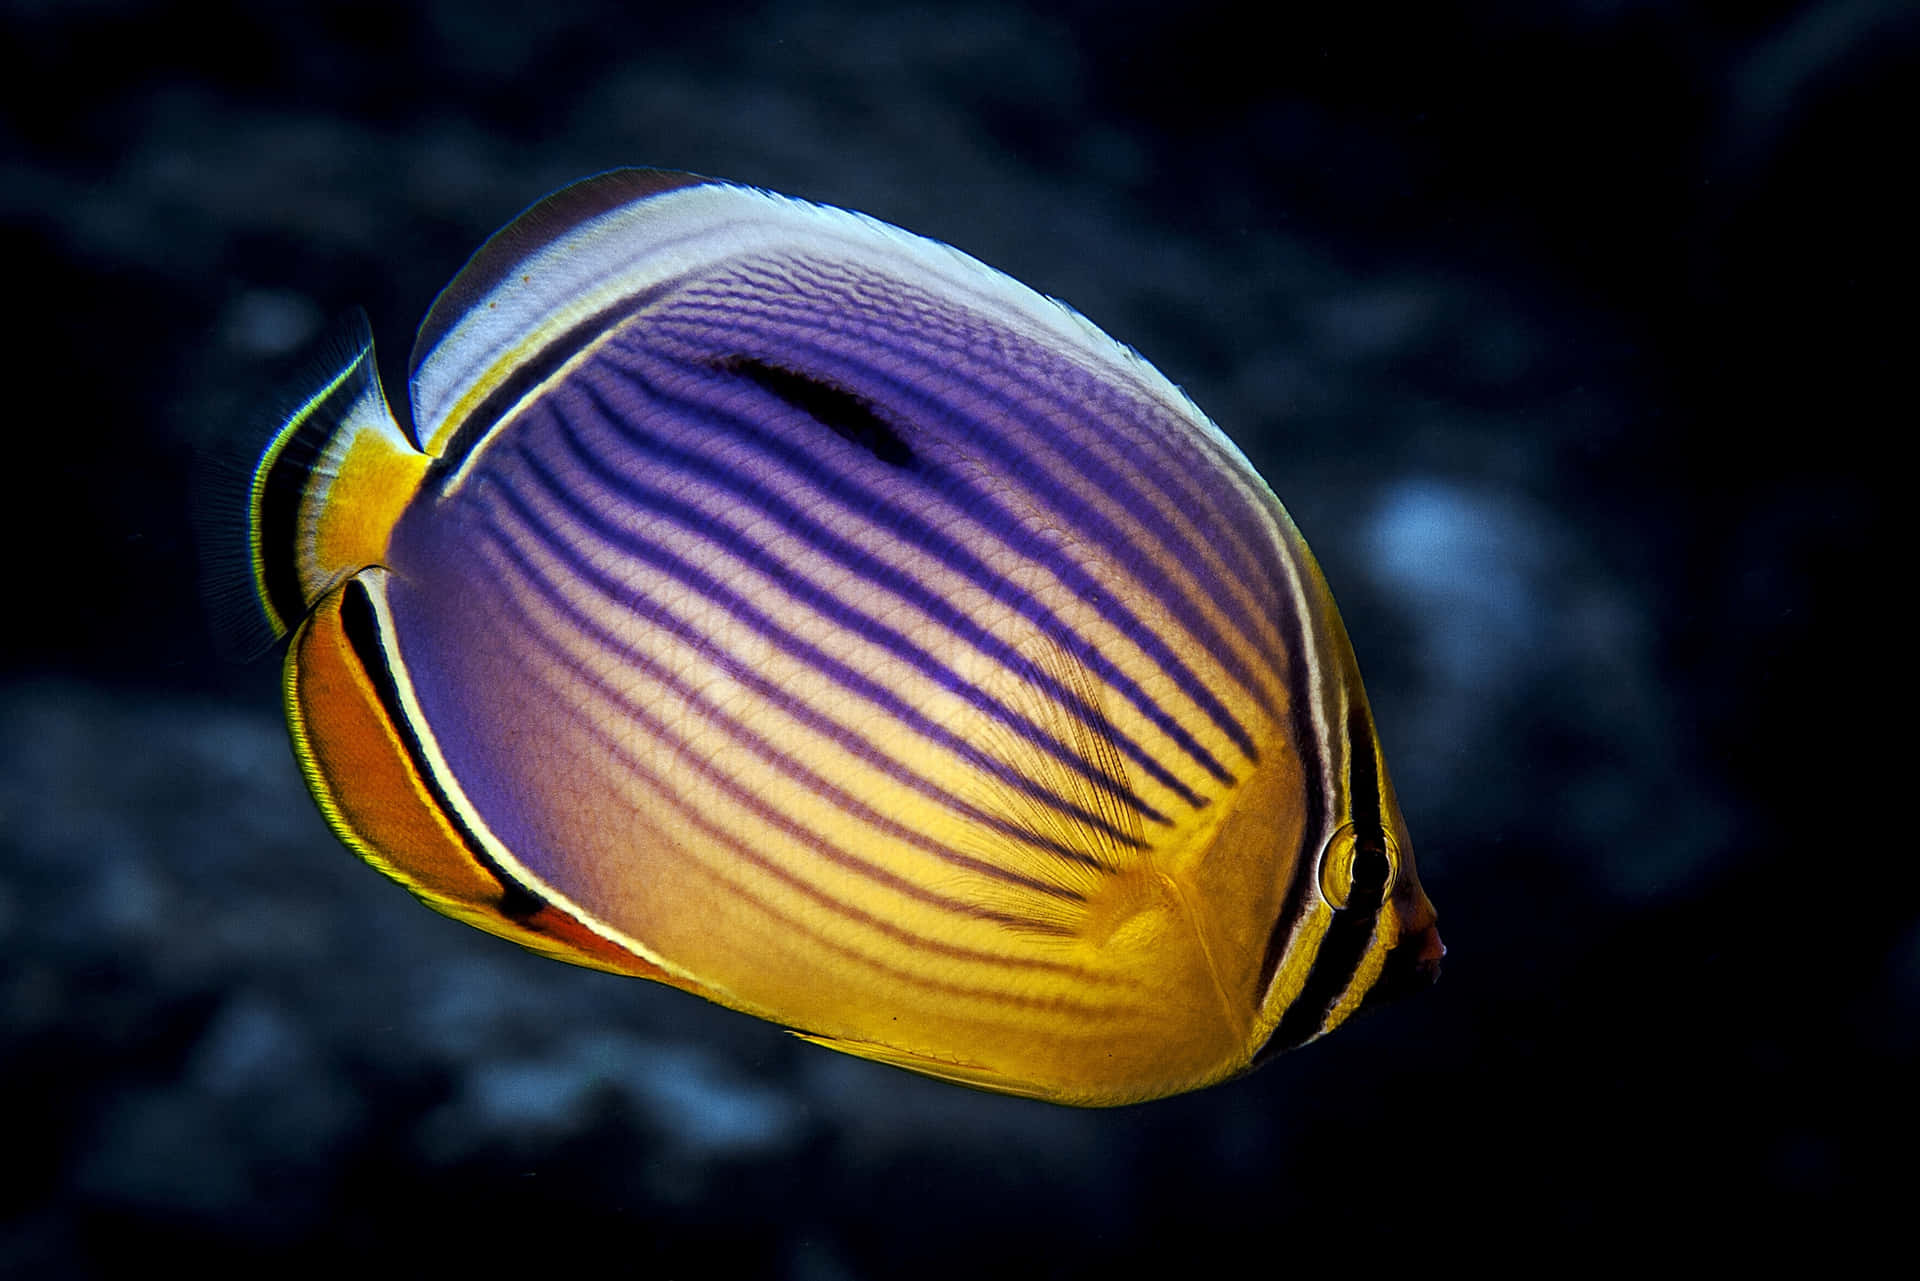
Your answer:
[1256,704,1390,1059]
[1346,707,1384,855]
[1252,589,1330,998]
[1351,833,1392,906]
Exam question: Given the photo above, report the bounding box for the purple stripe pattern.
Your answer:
[378,187,1330,1061]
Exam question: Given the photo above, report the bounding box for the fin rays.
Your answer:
[953,632,1150,936]
[197,308,425,658]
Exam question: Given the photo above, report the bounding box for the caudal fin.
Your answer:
[194,308,428,660]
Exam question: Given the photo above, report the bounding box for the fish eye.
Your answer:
[1318,822,1398,911]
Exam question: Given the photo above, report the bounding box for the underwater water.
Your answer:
[3,0,1910,1272]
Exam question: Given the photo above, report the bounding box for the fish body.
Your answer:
[215,169,1440,1106]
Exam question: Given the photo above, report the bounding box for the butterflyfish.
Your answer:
[208,169,1442,1106]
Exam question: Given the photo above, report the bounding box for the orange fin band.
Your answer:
[286,581,672,982]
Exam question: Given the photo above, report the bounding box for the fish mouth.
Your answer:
[1372,921,1445,1004]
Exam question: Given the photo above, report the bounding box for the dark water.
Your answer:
[4,1,1910,1272]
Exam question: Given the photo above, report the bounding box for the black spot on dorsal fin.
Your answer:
[715,355,917,468]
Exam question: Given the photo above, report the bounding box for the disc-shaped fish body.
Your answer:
[218,169,1441,1106]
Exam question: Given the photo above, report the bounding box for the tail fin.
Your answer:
[195,309,428,660]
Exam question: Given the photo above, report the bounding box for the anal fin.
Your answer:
[288,571,680,984]
[788,1030,1047,1101]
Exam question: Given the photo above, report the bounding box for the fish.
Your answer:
[205,168,1442,1106]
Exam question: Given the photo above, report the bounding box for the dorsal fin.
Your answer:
[409,168,709,392]
[407,168,713,459]
[401,166,1240,474]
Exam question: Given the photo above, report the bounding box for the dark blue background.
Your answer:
[4,1,1910,1272]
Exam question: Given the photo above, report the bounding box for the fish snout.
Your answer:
[1375,873,1444,1003]
[1367,921,1444,1009]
